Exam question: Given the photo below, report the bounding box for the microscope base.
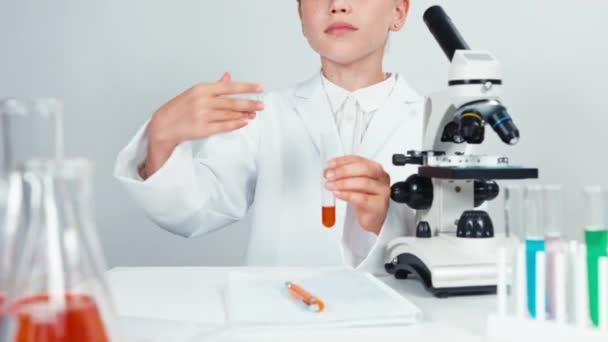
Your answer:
[385,235,517,297]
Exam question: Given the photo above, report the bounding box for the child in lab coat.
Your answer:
[115,0,423,272]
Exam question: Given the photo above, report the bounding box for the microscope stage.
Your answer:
[418,166,538,180]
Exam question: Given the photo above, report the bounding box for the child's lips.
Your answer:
[324,22,358,36]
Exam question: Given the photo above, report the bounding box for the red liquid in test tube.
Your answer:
[322,206,336,228]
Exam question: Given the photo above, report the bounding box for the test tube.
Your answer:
[544,185,565,319]
[599,257,608,331]
[524,184,545,318]
[504,184,526,240]
[535,251,547,321]
[503,184,525,317]
[574,244,589,328]
[320,130,336,228]
[583,186,608,327]
[554,251,567,324]
[515,244,527,319]
[496,247,508,316]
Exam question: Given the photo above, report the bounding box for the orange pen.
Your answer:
[285,281,325,313]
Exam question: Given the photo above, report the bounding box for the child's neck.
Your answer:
[321,51,386,92]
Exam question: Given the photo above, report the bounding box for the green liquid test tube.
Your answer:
[584,186,608,327]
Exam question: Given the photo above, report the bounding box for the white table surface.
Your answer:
[108,267,496,341]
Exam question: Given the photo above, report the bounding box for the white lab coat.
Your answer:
[114,73,425,274]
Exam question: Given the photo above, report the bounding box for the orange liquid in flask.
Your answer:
[0,292,5,318]
[8,293,109,342]
[322,206,336,228]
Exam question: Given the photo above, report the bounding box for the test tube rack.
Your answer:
[485,242,608,341]
[487,314,607,341]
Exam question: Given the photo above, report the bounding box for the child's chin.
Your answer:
[321,48,370,65]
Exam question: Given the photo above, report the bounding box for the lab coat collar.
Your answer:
[294,71,423,104]
[320,73,397,113]
[292,72,424,159]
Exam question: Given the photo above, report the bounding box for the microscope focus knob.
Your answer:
[456,210,494,238]
[391,175,433,210]
[474,180,499,207]
[416,221,432,238]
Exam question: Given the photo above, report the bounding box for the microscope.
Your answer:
[384,6,538,297]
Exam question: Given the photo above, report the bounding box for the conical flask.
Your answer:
[0,98,63,173]
[0,171,26,315]
[0,159,121,342]
[0,98,64,308]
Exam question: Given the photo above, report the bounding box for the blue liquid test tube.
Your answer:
[524,185,545,318]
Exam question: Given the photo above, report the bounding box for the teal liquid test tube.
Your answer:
[524,185,545,318]
[583,186,608,327]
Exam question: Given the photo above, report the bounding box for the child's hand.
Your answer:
[143,72,264,178]
[323,156,391,235]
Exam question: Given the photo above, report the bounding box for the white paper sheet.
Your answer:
[225,269,422,328]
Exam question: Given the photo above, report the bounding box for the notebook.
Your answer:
[224,269,422,328]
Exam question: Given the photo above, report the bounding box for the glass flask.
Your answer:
[0,98,64,323]
[0,98,63,174]
[0,159,121,342]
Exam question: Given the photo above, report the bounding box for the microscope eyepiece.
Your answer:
[423,5,470,61]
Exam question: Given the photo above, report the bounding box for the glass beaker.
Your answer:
[0,159,120,341]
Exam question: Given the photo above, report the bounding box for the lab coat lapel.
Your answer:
[292,74,344,157]
[359,77,425,159]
